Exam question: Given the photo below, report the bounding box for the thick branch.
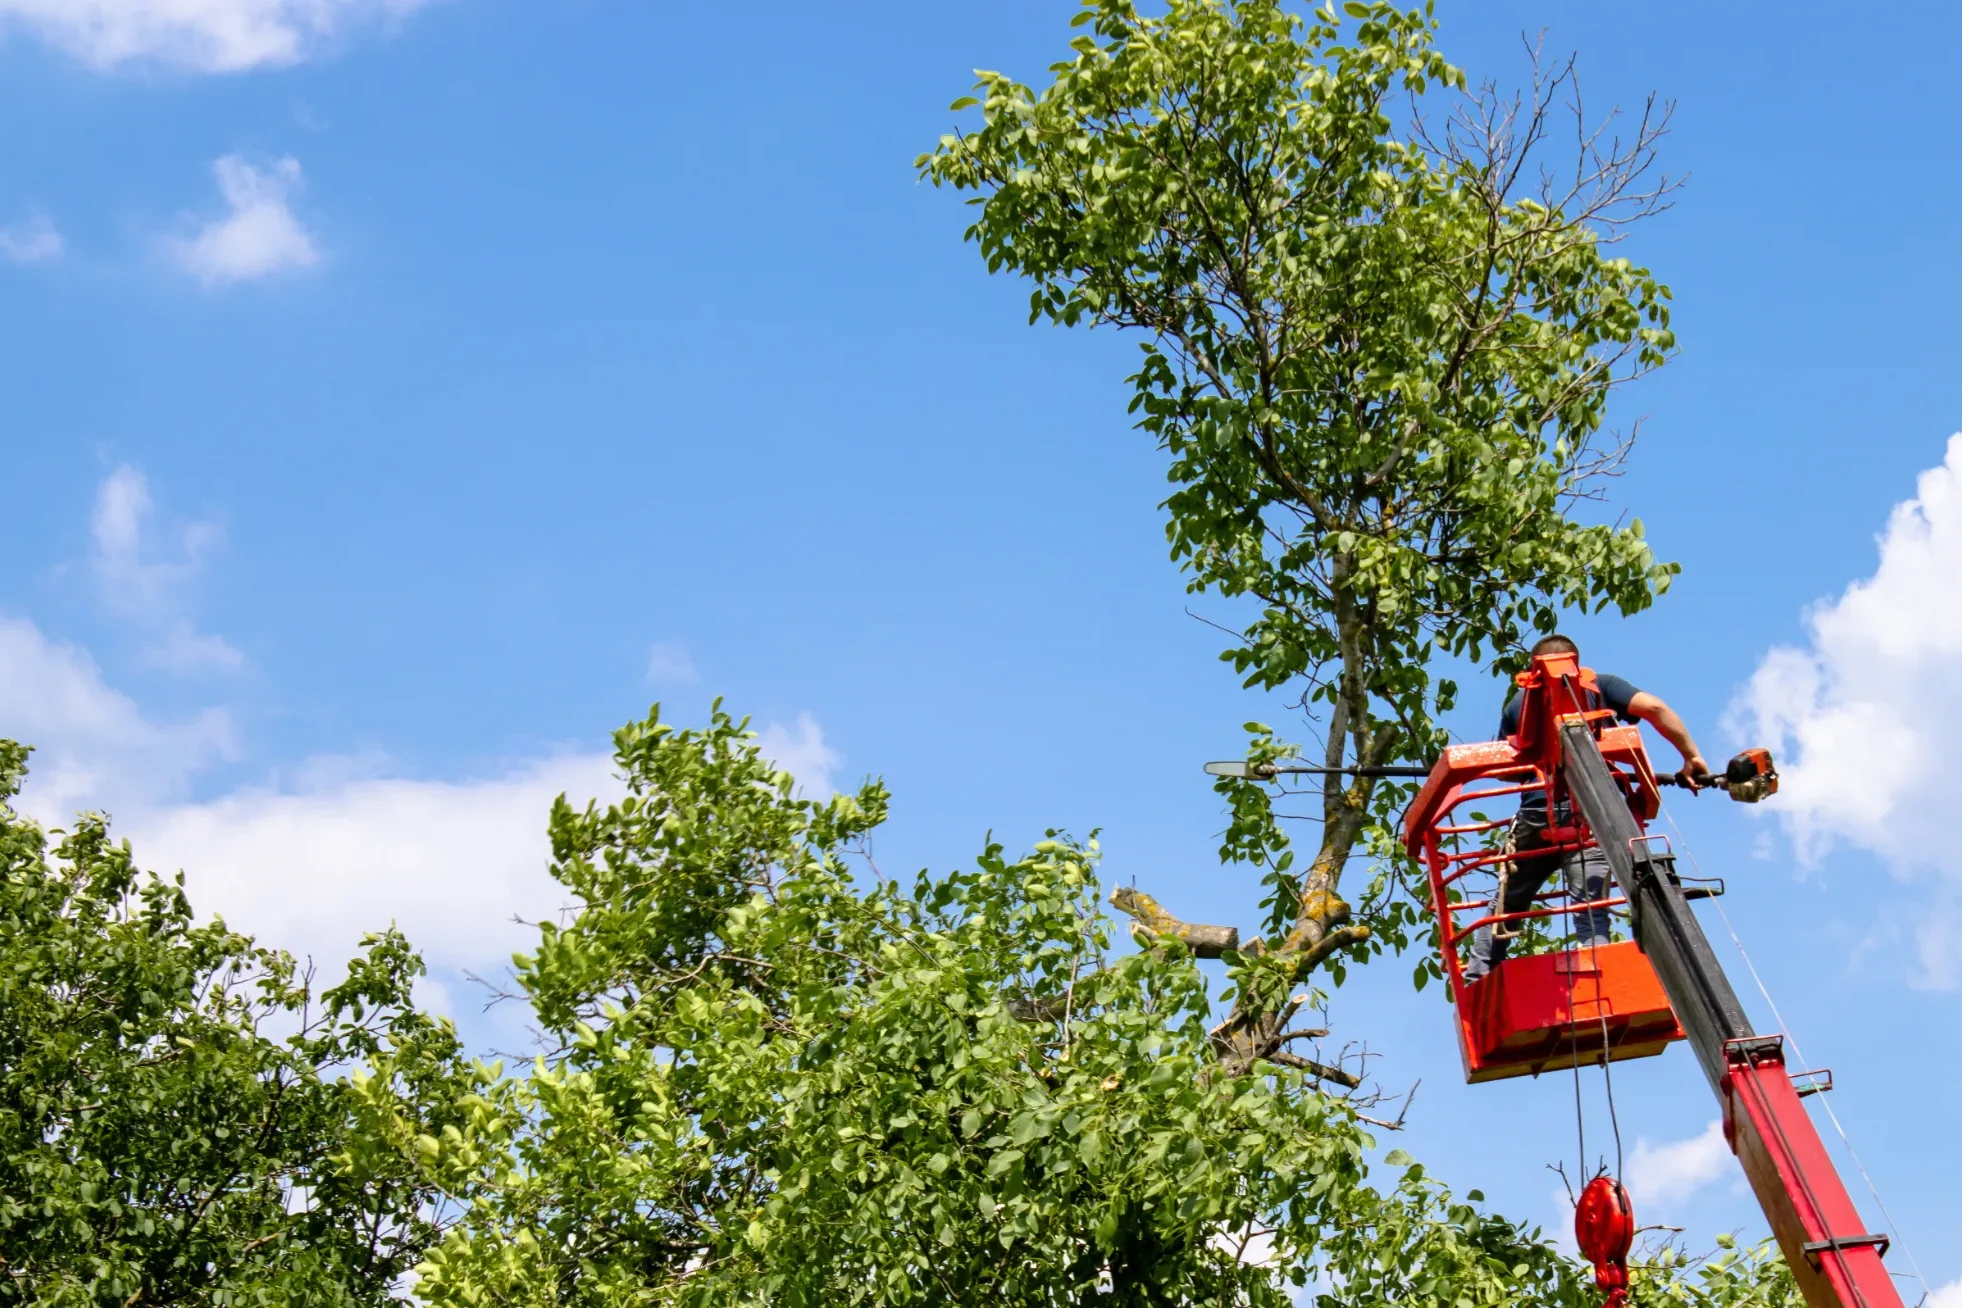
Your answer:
[1109,886,1240,958]
[1278,921,1371,972]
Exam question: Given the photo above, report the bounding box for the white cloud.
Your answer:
[127,713,841,1006]
[94,464,196,611]
[143,620,246,674]
[1930,1278,1962,1308]
[89,465,243,672]
[0,0,431,73]
[756,712,841,799]
[0,615,235,824]
[1626,1119,1732,1210]
[9,465,846,1008]
[3,474,851,1020]
[171,155,318,286]
[645,640,699,687]
[1735,435,1962,983]
[0,611,842,1013]
[129,754,620,989]
[0,214,62,263]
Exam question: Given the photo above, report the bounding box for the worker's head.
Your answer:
[1530,633,1579,660]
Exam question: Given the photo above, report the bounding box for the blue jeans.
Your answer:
[1464,821,1614,980]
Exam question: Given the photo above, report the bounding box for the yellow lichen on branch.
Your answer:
[1109,886,1240,958]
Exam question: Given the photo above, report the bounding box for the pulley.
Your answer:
[1574,1175,1635,1308]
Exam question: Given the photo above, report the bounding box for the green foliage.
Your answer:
[921,0,1680,963]
[0,740,465,1306]
[392,706,1609,1306]
[1632,1235,1805,1308]
[1318,1162,1591,1308]
[0,715,1803,1305]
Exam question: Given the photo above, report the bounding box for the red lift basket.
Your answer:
[1401,654,1685,1084]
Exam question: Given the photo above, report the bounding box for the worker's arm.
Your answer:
[1627,691,1711,791]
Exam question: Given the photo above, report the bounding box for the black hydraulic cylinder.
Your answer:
[1557,721,1754,1094]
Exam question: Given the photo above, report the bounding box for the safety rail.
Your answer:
[1446,894,1632,947]
[1415,764,1645,977]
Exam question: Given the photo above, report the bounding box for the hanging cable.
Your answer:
[1596,980,1625,1182]
[1567,881,1588,1182]
[1656,797,1930,1304]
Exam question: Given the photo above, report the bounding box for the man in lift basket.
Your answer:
[1463,634,1711,981]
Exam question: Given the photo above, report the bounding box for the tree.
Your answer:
[920,0,1680,1074]
[0,740,464,1306]
[388,706,1611,1307]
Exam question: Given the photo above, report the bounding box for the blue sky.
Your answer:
[2,0,1959,1293]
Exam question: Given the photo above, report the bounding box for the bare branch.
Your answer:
[1355,1079,1420,1131]
[1275,1027,1331,1044]
[1266,1050,1362,1090]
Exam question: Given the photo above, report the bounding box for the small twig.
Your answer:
[1183,606,1254,649]
[460,969,525,1012]
[1355,1078,1420,1131]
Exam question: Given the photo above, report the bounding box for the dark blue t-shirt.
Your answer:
[1500,672,1640,823]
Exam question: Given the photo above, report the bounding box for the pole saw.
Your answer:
[1207,747,1780,803]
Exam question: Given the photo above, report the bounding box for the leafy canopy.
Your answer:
[0,713,1804,1307]
[0,740,465,1307]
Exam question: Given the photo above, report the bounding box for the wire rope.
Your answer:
[1594,950,1625,1182]
[1552,671,1628,1186]
[1656,797,1931,1304]
[1566,876,1588,1185]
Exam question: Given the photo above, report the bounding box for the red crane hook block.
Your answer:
[1574,1176,1635,1308]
